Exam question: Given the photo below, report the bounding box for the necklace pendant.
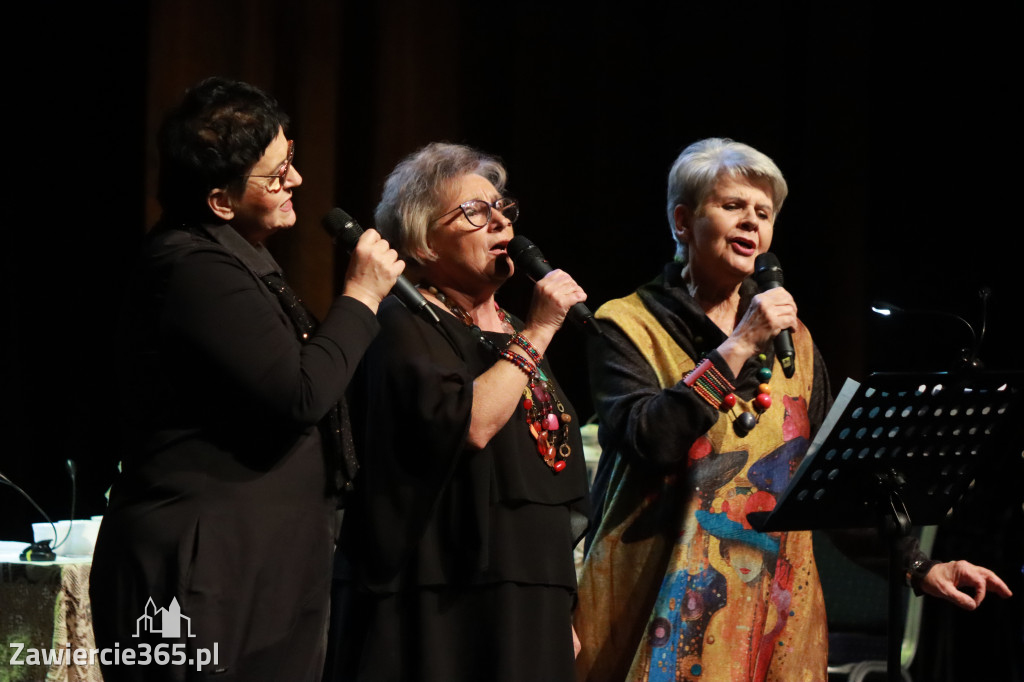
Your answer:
[522,387,533,411]
[734,411,757,437]
[433,286,572,474]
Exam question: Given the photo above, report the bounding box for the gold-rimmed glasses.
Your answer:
[243,140,295,193]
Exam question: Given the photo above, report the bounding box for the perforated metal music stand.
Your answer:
[748,370,1023,682]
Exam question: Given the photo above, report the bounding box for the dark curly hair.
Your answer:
[157,77,289,223]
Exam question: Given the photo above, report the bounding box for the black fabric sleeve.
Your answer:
[587,317,724,468]
[808,343,833,435]
[824,528,937,589]
[161,247,379,425]
[364,299,474,478]
[348,300,477,588]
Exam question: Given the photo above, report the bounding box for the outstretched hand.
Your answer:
[919,560,1013,611]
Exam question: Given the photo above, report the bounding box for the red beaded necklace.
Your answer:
[426,287,573,472]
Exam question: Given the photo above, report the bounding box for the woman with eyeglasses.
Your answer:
[89,77,403,681]
[330,142,591,681]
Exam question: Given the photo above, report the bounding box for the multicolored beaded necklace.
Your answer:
[683,350,773,438]
[426,286,573,472]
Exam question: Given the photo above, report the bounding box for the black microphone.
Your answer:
[753,253,795,378]
[506,235,601,336]
[322,208,440,325]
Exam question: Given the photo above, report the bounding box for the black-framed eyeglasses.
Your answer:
[435,197,519,228]
[242,140,295,193]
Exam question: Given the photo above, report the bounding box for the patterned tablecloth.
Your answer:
[0,543,102,682]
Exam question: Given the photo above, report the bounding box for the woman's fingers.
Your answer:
[735,287,796,344]
[529,270,587,330]
[343,229,405,310]
[920,560,1013,610]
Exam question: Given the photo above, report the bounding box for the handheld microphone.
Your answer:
[506,235,601,336]
[753,253,795,378]
[322,208,440,325]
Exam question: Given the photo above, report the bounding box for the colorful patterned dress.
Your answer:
[575,262,831,682]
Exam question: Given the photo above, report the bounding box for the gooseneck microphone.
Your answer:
[752,253,795,378]
[1,458,78,561]
[322,208,440,325]
[871,291,987,370]
[506,235,601,336]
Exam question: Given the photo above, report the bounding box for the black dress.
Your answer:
[334,297,590,682]
[90,223,378,682]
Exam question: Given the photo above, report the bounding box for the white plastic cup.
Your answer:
[31,519,101,557]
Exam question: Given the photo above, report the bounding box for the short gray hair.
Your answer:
[375,142,507,264]
[666,138,788,261]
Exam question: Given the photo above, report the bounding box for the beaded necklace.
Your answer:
[426,286,573,472]
[683,351,773,437]
[684,272,774,437]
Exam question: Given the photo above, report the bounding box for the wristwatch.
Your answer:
[907,556,939,595]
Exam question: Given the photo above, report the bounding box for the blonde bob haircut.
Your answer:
[375,142,508,265]
[666,138,788,262]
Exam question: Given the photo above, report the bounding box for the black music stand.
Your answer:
[748,370,1022,682]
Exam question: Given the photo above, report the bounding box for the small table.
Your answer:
[0,541,103,681]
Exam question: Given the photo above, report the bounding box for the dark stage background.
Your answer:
[4,3,1020,680]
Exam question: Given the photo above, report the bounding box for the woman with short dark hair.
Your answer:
[90,76,403,681]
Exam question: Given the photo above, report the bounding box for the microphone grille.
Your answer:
[506,235,538,263]
[753,252,783,286]
[322,208,364,250]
